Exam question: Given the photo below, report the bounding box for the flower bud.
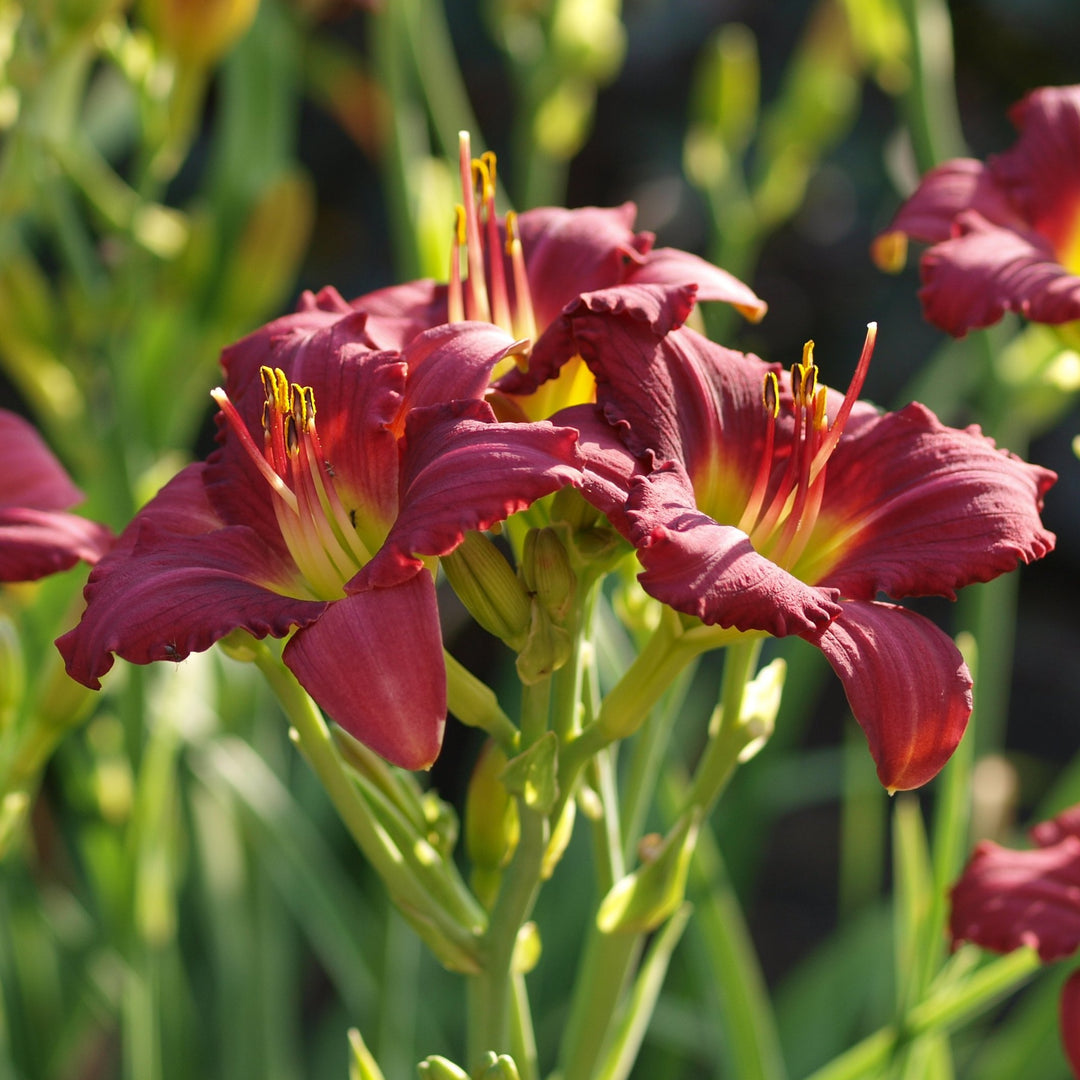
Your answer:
[347,1027,387,1080]
[441,532,531,649]
[520,527,575,624]
[479,1052,523,1080]
[416,1056,470,1080]
[465,740,520,908]
[515,601,571,686]
[597,810,701,934]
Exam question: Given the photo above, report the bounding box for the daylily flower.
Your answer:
[874,85,1080,336]
[950,804,1080,1078]
[56,309,582,769]
[293,132,766,418]
[1,409,111,582]
[529,283,1056,790]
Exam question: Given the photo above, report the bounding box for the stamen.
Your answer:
[505,211,538,342]
[477,152,512,332]
[449,205,466,323]
[737,371,779,534]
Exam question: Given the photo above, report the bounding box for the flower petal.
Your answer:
[0,509,112,581]
[991,85,1080,252]
[1061,968,1080,1080]
[399,321,524,414]
[950,835,1080,962]
[880,159,1025,245]
[283,573,446,770]
[345,279,450,350]
[627,246,767,321]
[805,600,972,791]
[56,465,325,689]
[1,409,85,511]
[813,401,1056,601]
[515,203,651,330]
[919,211,1080,334]
[628,460,842,637]
[1032,805,1080,848]
[358,401,582,587]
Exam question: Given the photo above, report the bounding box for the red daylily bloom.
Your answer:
[950,805,1080,1078]
[292,134,765,418]
[534,283,1055,790]
[56,310,582,769]
[1,409,111,582]
[875,85,1080,336]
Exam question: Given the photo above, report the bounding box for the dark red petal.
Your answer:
[345,279,450,350]
[550,403,641,529]
[950,836,1080,962]
[501,281,698,400]
[1032,806,1080,848]
[0,509,112,581]
[1,409,85,511]
[400,321,523,413]
[919,211,1080,334]
[357,402,582,588]
[629,461,842,637]
[992,85,1080,253]
[283,574,446,770]
[627,247,767,321]
[56,466,323,689]
[805,600,972,791]
[1061,968,1080,1080]
[516,203,650,331]
[818,402,1056,601]
[881,159,1025,244]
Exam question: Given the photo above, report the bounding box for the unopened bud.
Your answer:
[597,810,701,934]
[521,528,575,624]
[465,740,520,903]
[515,601,571,685]
[480,1052,523,1080]
[347,1027,387,1080]
[442,532,531,649]
[417,1056,469,1080]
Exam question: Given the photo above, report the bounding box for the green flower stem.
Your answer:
[469,678,552,1067]
[803,948,1042,1080]
[444,650,519,754]
[251,643,482,969]
[550,577,600,744]
[557,923,644,1080]
[897,0,966,172]
[680,638,763,817]
[594,904,694,1080]
[618,657,699,863]
[510,972,539,1080]
[660,769,788,1080]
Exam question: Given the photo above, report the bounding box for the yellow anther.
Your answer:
[481,150,498,193]
[812,386,828,429]
[454,204,467,245]
[802,340,815,367]
[790,362,803,402]
[505,210,520,254]
[762,370,780,419]
[800,361,817,407]
[472,157,492,201]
